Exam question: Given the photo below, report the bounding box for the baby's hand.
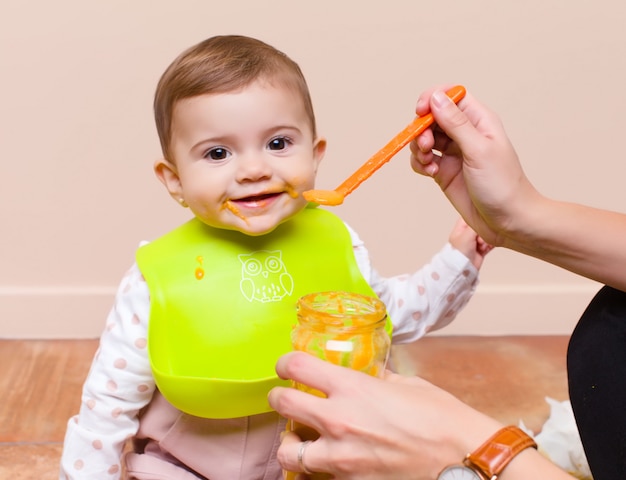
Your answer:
[448,218,494,270]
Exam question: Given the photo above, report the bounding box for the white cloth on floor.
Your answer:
[519,397,592,479]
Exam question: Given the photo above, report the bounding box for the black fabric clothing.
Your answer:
[567,285,626,480]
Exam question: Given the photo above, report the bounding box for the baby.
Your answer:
[60,35,491,479]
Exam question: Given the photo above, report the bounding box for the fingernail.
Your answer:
[432,90,449,108]
[425,163,438,176]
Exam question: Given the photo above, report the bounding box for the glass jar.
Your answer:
[284,291,391,479]
[293,290,390,379]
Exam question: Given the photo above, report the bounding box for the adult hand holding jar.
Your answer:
[268,351,574,479]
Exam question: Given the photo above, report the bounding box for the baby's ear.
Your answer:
[313,137,327,172]
[154,158,185,206]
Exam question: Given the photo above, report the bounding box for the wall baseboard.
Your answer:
[0,283,602,339]
[434,283,601,336]
[0,287,116,339]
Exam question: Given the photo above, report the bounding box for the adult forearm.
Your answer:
[502,196,626,291]
[499,448,575,480]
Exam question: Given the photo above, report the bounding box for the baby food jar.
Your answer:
[285,291,391,479]
[292,290,390,381]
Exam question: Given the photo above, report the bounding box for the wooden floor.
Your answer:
[0,336,570,479]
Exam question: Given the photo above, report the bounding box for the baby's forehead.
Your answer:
[168,86,316,146]
[171,81,301,114]
[171,82,314,129]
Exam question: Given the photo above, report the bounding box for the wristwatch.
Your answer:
[437,425,537,479]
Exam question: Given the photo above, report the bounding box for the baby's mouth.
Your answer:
[233,192,281,204]
[230,192,285,207]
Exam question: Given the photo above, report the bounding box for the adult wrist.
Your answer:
[498,185,546,248]
[437,426,537,480]
[441,415,504,469]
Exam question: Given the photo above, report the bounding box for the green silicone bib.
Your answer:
[136,206,391,418]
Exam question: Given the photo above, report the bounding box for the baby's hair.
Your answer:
[154,35,316,162]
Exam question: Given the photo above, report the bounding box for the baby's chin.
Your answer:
[223,210,307,237]
[238,214,301,237]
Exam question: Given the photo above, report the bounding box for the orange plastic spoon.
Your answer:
[303,85,466,206]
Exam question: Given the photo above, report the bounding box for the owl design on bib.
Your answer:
[238,250,294,303]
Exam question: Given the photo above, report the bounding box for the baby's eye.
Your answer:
[204,147,230,161]
[268,136,292,151]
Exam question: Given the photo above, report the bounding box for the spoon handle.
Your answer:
[335,85,466,198]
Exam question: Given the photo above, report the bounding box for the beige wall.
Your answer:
[2,0,625,338]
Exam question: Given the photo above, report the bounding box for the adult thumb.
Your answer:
[430,90,481,154]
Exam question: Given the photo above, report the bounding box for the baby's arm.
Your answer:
[60,264,155,479]
[347,222,481,344]
[448,217,494,270]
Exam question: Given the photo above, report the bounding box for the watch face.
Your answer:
[438,465,483,480]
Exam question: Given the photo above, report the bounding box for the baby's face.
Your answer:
[156,81,325,236]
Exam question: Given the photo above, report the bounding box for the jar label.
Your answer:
[325,340,354,352]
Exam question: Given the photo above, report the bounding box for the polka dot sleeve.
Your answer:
[60,263,154,479]
[346,224,479,344]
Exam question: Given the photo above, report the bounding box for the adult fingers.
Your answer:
[428,88,509,171]
[268,384,328,436]
[428,89,484,158]
[269,353,345,434]
[274,351,368,395]
[414,83,458,117]
[277,431,316,476]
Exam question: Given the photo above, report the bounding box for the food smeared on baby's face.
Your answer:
[284,184,299,199]
[221,200,248,223]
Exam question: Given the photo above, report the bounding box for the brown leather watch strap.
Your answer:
[464,425,537,478]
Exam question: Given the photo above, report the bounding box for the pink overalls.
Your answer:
[124,391,285,479]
